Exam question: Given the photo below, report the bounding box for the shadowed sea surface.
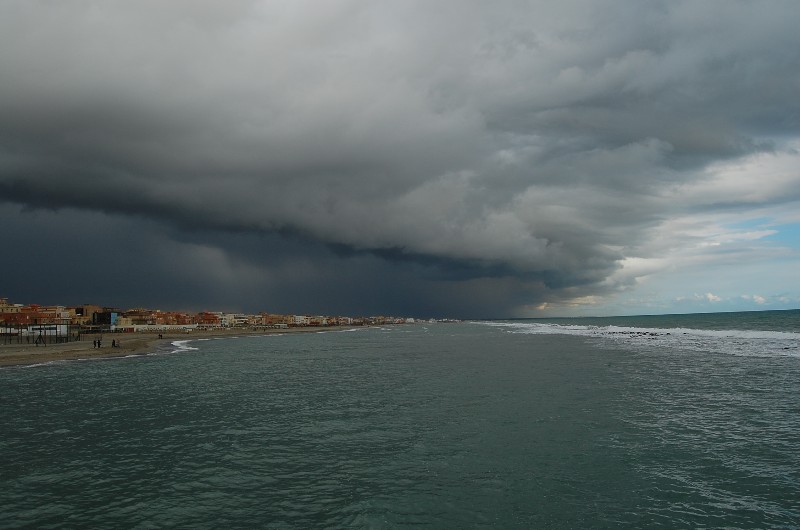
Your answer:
[2,310,799,528]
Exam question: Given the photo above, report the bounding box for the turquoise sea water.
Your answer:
[1,310,799,528]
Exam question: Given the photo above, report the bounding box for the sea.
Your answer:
[1,309,799,528]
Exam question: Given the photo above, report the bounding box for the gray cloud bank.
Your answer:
[2,1,799,316]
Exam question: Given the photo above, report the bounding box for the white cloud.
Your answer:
[668,144,800,209]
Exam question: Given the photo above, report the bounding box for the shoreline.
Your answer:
[0,326,357,368]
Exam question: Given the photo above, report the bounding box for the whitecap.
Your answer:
[480,321,800,358]
[170,340,199,353]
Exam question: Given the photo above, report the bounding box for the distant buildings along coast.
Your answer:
[0,296,431,345]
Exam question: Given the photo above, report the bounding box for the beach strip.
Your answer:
[0,326,355,367]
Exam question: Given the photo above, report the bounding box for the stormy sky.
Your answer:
[1,0,799,318]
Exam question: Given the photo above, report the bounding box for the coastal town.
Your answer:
[0,296,421,346]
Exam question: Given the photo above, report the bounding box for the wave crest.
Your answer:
[480,321,800,358]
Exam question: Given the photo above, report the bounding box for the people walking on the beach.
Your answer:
[93,339,97,348]
[111,339,116,348]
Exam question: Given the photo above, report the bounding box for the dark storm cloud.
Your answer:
[1,0,799,316]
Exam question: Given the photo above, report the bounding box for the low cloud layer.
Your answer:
[2,1,799,316]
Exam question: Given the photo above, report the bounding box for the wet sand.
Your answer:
[0,326,354,367]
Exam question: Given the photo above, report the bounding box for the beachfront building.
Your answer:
[291,315,310,327]
[0,300,80,344]
[1,304,68,325]
[37,305,70,319]
[308,316,330,327]
[247,313,290,329]
[0,298,22,314]
[160,312,193,326]
[115,315,134,331]
[256,313,288,326]
[2,296,419,337]
[193,312,223,328]
[122,308,160,325]
[93,310,119,329]
[331,316,355,326]
[222,314,249,327]
[110,308,195,332]
[67,305,104,325]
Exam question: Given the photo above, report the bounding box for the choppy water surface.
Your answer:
[2,311,799,528]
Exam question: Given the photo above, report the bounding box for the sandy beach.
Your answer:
[0,326,353,368]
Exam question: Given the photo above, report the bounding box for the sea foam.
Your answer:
[481,321,800,358]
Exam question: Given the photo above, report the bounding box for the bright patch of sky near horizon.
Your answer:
[0,0,799,318]
[527,143,800,316]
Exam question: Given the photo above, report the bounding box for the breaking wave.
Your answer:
[481,321,800,358]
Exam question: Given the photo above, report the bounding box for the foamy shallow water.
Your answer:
[482,320,800,358]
